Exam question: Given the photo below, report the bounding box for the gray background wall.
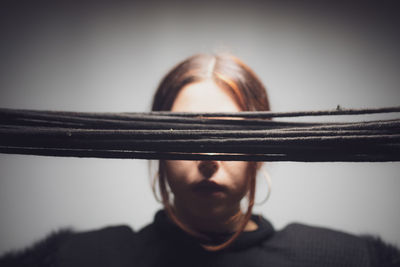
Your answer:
[0,1,399,254]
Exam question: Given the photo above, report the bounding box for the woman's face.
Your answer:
[164,80,251,219]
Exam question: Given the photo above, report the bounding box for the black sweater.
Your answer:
[1,210,400,267]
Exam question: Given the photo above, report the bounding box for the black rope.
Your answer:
[147,106,400,118]
[0,107,399,162]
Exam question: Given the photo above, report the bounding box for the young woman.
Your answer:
[1,53,399,267]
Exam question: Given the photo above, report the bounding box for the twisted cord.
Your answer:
[0,107,399,162]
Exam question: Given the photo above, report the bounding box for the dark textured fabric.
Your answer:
[1,210,400,267]
[0,229,72,267]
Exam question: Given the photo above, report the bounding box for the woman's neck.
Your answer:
[172,200,258,234]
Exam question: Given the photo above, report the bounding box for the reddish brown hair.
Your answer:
[151,53,270,251]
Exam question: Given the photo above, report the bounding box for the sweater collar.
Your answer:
[153,210,274,251]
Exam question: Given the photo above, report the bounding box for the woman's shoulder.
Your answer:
[0,229,73,267]
[0,225,136,267]
[270,222,400,266]
[59,225,135,248]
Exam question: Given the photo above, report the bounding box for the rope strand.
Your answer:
[0,107,399,162]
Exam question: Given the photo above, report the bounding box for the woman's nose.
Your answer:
[198,161,219,179]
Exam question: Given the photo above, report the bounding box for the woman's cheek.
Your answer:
[223,161,250,193]
[165,160,196,189]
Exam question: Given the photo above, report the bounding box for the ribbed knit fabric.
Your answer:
[2,210,399,267]
[127,210,372,266]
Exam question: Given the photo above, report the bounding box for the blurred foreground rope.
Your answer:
[0,106,399,162]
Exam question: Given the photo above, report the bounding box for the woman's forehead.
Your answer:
[170,80,241,113]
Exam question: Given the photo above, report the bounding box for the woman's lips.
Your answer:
[192,180,226,197]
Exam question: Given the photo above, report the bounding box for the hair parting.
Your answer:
[206,56,217,78]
